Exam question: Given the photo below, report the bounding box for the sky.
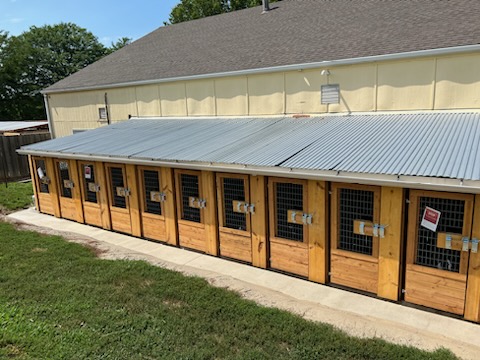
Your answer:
[0,0,180,45]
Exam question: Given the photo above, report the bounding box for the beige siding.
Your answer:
[159,82,187,116]
[285,70,326,114]
[248,73,284,115]
[136,85,161,116]
[49,52,480,138]
[377,59,435,111]
[186,80,216,116]
[435,53,480,109]
[215,77,248,116]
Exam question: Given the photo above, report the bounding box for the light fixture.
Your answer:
[321,69,330,76]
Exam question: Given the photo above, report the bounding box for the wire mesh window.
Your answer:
[57,161,72,199]
[143,170,162,215]
[275,182,304,242]
[415,197,463,273]
[110,167,126,209]
[222,177,247,231]
[83,164,97,203]
[35,159,49,193]
[180,173,201,223]
[338,188,374,256]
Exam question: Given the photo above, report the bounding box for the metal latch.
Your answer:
[302,213,313,225]
[116,187,130,197]
[373,224,379,237]
[472,238,479,253]
[150,191,166,202]
[63,180,74,189]
[445,234,452,250]
[88,182,100,192]
[359,221,365,235]
[462,237,470,252]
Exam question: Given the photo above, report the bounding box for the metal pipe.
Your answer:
[262,0,270,13]
[15,149,480,194]
[41,44,480,95]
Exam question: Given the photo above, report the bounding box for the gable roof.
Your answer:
[45,0,480,93]
[19,112,480,193]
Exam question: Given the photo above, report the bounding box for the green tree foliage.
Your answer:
[0,23,111,120]
[110,37,132,52]
[167,0,277,24]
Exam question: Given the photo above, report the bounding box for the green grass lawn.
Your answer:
[0,181,33,212]
[0,222,456,359]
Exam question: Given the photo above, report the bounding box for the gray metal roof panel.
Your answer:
[22,112,480,182]
[0,121,48,132]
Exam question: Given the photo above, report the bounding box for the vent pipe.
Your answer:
[262,0,270,13]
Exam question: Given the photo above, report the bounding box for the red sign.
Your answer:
[421,206,441,232]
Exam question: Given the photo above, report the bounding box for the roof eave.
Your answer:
[42,44,480,95]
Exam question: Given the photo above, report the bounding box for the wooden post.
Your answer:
[377,186,404,300]
[465,194,480,322]
[45,157,61,218]
[95,161,111,230]
[161,167,178,246]
[28,155,39,212]
[69,159,84,223]
[126,164,142,237]
[202,170,218,256]
[308,180,328,284]
[250,175,268,269]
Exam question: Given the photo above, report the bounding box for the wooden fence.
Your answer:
[0,133,51,183]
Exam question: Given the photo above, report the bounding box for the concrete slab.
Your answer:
[6,208,480,359]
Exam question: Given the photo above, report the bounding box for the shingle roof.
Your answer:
[19,112,480,190]
[45,0,480,93]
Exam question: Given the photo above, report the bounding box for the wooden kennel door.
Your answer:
[78,161,110,229]
[405,190,473,315]
[54,159,83,223]
[268,178,310,277]
[217,174,253,263]
[105,163,133,235]
[330,183,381,294]
[32,157,57,216]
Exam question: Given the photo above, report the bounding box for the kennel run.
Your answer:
[19,113,480,323]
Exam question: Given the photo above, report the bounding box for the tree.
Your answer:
[0,23,110,120]
[109,37,132,52]
[167,0,277,25]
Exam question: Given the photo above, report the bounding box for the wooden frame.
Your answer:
[175,169,205,226]
[268,177,309,278]
[53,159,84,223]
[32,156,60,217]
[216,173,252,263]
[405,189,473,315]
[330,182,381,294]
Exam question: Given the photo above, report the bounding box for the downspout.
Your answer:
[43,94,54,138]
[262,0,270,13]
[104,92,111,125]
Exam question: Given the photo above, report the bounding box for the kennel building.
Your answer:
[20,112,480,323]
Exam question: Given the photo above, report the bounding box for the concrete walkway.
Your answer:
[7,208,480,359]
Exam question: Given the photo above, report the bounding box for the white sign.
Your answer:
[421,206,441,232]
[37,167,45,179]
[84,166,91,180]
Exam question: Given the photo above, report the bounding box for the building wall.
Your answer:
[48,52,480,137]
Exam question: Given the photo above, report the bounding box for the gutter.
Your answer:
[16,149,480,194]
[43,94,54,138]
[41,44,480,95]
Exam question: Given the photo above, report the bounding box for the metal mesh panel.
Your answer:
[110,167,126,209]
[35,159,49,193]
[83,164,97,203]
[180,173,201,223]
[338,188,374,256]
[415,197,463,273]
[144,170,162,215]
[58,161,72,199]
[223,177,246,231]
[275,182,303,241]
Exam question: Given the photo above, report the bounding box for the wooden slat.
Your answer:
[307,180,328,284]
[69,159,84,223]
[83,203,103,228]
[219,230,252,263]
[37,193,54,216]
[436,232,466,251]
[352,219,375,236]
[202,170,219,256]
[270,238,308,277]
[377,187,404,301]
[142,215,167,242]
[465,194,480,322]
[110,208,133,234]
[405,268,466,315]
[28,155,39,211]
[330,253,378,294]
[95,162,111,230]
[45,157,61,217]
[126,164,142,238]
[59,198,77,221]
[161,167,178,246]
[250,175,268,269]
[178,222,206,252]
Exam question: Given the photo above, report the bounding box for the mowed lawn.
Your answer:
[0,221,457,359]
[0,182,33,212]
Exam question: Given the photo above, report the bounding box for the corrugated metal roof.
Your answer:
[20,113,480,184]
[0,121,48,132]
